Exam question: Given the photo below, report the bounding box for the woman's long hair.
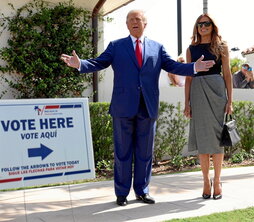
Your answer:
[191,14,226,60]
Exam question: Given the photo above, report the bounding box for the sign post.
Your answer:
[0,98,95,189]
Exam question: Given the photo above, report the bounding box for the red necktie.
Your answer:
[135,39,142,67]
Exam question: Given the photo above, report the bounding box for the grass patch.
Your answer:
[166,207,254,222]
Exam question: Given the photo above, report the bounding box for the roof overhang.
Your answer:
[242,46,254,56]
[83,0,135,15]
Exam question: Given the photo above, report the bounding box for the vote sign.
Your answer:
[0,98,95,189]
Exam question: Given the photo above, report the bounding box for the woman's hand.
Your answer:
[225,102,233,114]
[184,104,192,118]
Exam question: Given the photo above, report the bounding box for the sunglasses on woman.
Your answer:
[197,21,212,28]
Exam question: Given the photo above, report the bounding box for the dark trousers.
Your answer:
[112,94,156,196]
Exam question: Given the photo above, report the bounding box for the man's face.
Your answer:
[242,65,250,75]
[126,11,147,38]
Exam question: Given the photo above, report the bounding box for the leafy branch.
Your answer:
[0,0,100,98]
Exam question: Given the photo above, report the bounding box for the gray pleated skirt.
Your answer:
[188,74,227,154]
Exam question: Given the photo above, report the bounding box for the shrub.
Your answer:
[89,102,114,168]
[88,101,254,174]
[154,102,189,165]
[171,155,184,170]
[153,101,172,164]
[230,57,245,74]
[0,0,97,98]
[229,150,254,164]
[89,101,189,171]
[229,151,244,164]
[225,101,254,158]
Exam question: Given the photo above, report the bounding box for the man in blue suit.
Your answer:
[61,9,214,206]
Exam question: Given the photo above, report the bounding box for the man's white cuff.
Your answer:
[77,59,81,71]
[193,62,197,74]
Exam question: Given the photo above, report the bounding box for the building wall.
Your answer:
[245,53,254,68]
[99,73,254,104]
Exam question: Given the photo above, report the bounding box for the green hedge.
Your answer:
[89,101,254,168]
[154,102,189,166]
[224,101,254,159]
[89,102,114,171]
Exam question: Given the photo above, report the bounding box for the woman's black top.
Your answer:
[189,43,222,76]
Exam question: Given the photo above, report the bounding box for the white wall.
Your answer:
[245,53,254,68]
[99,71,254,104]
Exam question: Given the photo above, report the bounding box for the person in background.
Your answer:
[168,56,186,87]
[61,9,215,207]
[184,14,233,200]
[233,63,254,88]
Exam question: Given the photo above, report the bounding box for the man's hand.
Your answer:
[60,50,80,69]
[246,70,254,82]
[194,55,215,72]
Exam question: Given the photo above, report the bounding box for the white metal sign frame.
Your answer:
[0,98,95,189]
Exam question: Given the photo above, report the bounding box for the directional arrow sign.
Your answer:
[28,144,53,160]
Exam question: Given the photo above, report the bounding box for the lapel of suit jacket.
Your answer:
[124,36,141,68]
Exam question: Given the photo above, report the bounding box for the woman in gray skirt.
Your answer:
[184,14,233,200]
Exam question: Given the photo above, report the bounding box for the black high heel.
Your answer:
[213,182,222,200]
[202,179,212,199]
[202,193,211,199]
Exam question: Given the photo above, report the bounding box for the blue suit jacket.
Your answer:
[80,36,194,118]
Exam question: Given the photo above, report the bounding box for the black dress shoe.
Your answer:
[116,196,128,206]
[136,194,155,204]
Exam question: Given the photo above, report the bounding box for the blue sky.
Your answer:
[104,0,253,60]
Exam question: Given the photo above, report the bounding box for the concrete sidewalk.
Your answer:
[1,166,254,222]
